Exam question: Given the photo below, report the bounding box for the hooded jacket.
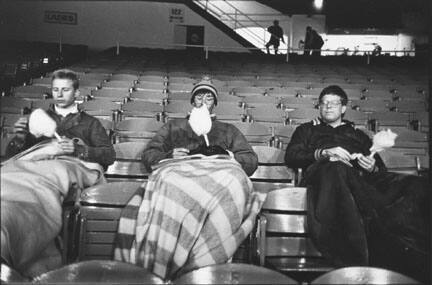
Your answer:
[142,118,258,176]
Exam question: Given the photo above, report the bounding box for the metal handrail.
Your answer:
[111,40,421,62]
[220,0,283,47]
[194,0,283,49]
[196,0,264,45]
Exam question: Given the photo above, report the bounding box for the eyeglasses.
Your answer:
[319,100,342,107]
[194,93,215,102]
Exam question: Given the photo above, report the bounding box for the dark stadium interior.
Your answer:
[0,0,430,284]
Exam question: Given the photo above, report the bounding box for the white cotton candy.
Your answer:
[189,105,212,146]
[28,108,58,138]
[369,129,398,155]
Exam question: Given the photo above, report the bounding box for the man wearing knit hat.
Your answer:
[117,77,262,279]
[142,76,257,176]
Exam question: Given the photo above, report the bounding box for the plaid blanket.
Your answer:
[114,157,266,280]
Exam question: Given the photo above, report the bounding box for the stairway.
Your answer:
[188,0,288,54]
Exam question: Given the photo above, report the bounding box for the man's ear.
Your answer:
[341,105,347,115]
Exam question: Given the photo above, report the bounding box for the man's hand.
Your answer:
[172,148,189,159]
[13,117,29,138]
[58,137,76,155]
[357,154,376,172]
[322,146,352,163]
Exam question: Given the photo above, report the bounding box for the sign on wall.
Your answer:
[169,7,184,23]
[44,11,77,25]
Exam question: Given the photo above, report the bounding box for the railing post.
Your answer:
[205,46,209,60]
[234,10,237,30]
[366,53,370,65]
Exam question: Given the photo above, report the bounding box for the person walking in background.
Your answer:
[304,26,324,56]
[265,20,285,55]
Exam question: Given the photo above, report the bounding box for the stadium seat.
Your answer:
[254,187,334,282]
[110,73,139,82]
[286,108,320,125]
[31,77,52,87]
[12,85,51,100]
[131,90,166,104]
[388,100,427,113]
[174,263,298,284]
[232,86,266,97]
[280,97,317,111]
[78,79,103,90]
[167,92,192,102]
[167,82,194,93]
[0,96,32,114]
[91,89,129,102]
[411,111,428,133]
[344,109,369,127]
[113,118,163,143]
[138,74,167,84]
[369,112,410,129]
[250,145,298,185]
[69,182,144,261]
[350,99,389,112]
[101,80,134,91]
[0,113,24,136]
[266,87,300,98]
[242,95,279,106]
[121,101,164,120]
[378,150,423,175]
[105,141,150,181]
[231,122,272,146]
[33,260,163,284]
[168,76,196,84]
[30,99,56,110]
[135,81,166,92]
[79,100,121,120]
[213,101,246,122]
[273,125,297,148]
[164,101,192,120]
[310,266,420,284]
[246,106,287,124]
[216,94,243,103]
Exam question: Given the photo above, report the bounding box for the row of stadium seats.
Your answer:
[2,260,420,284]
[27,72,428,100]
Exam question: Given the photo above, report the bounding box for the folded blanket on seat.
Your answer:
[1,140,106,277]
[114,157,266,280]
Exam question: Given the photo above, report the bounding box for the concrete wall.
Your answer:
[0,1,246,52]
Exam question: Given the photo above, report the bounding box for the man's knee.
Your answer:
[319,160,353,175]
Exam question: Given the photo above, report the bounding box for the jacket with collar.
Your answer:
[284,117,386,172]
[6,104,115,169]
[141,118,258,176]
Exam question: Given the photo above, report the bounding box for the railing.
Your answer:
[109,40,421,65]
[194,0,284,51]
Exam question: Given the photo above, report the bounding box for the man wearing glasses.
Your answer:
[285,85,429,283]
[142,77,258,176]
[116,78,260,278]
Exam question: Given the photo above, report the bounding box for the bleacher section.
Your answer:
[0,48,429,283]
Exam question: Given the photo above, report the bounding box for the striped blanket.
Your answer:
[114,157,266,280]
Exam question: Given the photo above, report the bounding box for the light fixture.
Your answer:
[313,0,323,11]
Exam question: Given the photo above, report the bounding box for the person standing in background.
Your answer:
[265,20,285,55]
[304,26,324,56]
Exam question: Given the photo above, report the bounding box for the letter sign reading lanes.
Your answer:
[44,11,77,25]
